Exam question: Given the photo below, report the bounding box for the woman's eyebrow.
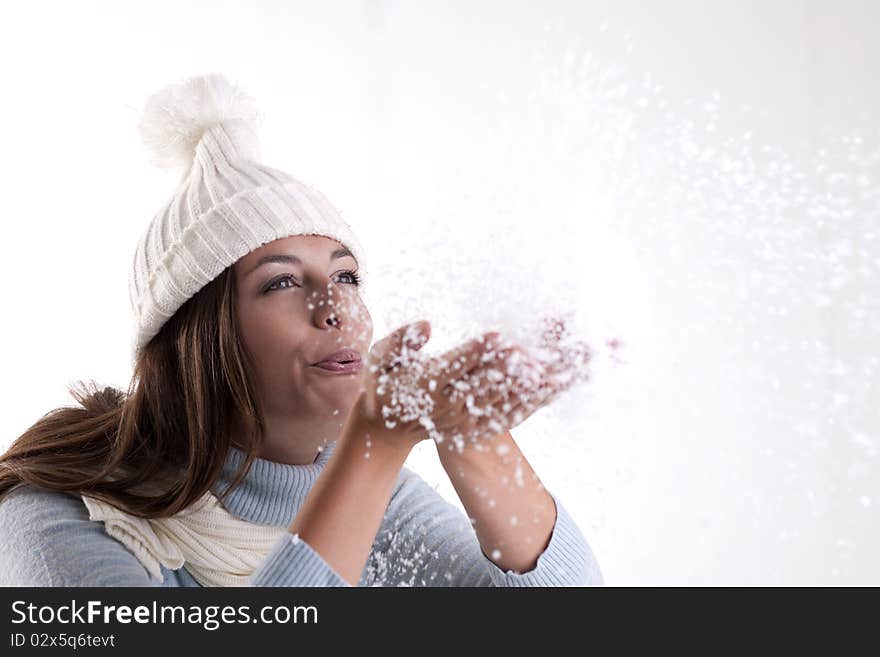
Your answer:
[246,247,355,276]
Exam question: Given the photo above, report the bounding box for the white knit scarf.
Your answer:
[81,491,289,587]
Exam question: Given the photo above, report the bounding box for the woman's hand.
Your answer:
[433,316,592,451]
[346,318,591,453]
[346,320,495,452]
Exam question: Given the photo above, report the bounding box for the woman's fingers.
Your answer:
[539,316,567,349]
[434,370,560,444]
[481,360,562,429]
[373,327,574,445]
[440,343,542,410]
[368,320,431,374]
[482,389,541,435]
[425,329,586,446]
[430,332,501,391]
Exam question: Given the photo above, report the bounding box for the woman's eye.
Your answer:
[264,270,360,294]
[265,275,298,293]
[338,270,361,286]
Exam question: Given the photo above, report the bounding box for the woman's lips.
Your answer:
[312,360,363,373]
[312,348,362,365]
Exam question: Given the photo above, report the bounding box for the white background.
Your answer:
[0,1,877,584]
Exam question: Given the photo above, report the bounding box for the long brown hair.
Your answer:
[0,265,265,518]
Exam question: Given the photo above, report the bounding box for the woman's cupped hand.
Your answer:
[346,318,591,453]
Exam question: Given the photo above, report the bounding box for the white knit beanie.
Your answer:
[129,72,368,363]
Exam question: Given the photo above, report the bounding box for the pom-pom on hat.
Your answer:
[129,72,368,362]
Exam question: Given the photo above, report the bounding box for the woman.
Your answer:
[0,73,602,587]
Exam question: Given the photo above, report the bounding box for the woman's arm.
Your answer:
[286,419,414,586]
[0,485,161,586]
[362,458,603,587]
[436,429,556,573]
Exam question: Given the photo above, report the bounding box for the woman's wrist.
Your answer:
[339,408,418,463]
[435,430,509,467]
[288,405,417,585]
[340,391,425,459]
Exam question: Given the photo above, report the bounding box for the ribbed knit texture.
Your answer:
[209,440,336,525]
[80,491,289,587]
[130,122,369,361]
[0,444,604,587]
[129,75,369,363]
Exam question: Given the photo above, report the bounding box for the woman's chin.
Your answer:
[320,390,360,417]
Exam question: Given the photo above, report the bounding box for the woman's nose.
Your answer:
[312,291,344,329]
[314,306,341,329]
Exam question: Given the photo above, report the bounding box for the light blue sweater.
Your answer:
[0,441,603,586]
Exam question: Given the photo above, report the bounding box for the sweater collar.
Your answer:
[209,441,337,526]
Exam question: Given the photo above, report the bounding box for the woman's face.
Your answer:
[233,234,373,425]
